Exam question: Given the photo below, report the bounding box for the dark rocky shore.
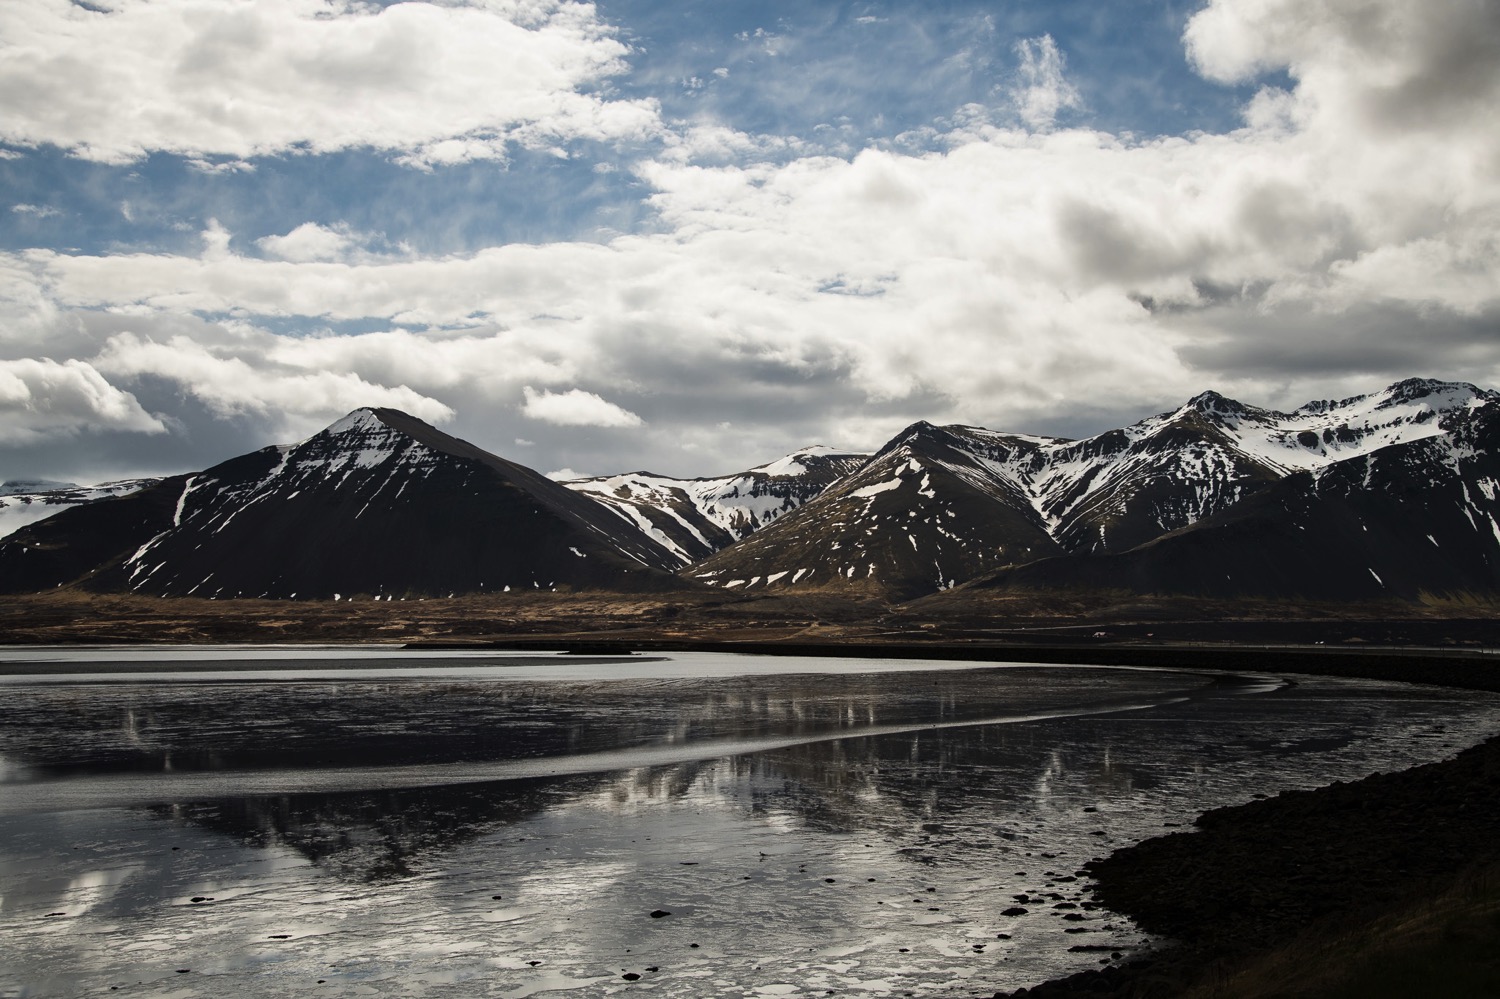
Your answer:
[992,733,1500,998]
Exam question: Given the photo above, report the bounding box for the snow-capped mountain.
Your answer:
[965,400,1500,601]
[3,377,1492,605]
[563,446,869,566]
[0,409,683,598]
[687,378,1498,598]
[685,422,1067,599]
[0,478,160,540]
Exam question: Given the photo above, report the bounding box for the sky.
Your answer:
[2,0,1498,484]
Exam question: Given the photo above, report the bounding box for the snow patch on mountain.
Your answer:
[0,478,161,540]
[564,446,869,565]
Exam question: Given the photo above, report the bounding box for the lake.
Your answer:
[2,647,1498,998]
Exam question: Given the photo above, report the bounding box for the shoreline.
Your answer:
[990,733,1500,998]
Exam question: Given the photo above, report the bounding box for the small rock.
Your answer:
[1002,907,1028,916]
[622,972,641,981]
[650,910,671,918]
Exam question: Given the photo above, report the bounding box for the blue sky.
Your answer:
[1,1,1256,259]
[1,0,1496,483]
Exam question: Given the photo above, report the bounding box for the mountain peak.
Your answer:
[1184,389,1250,419]
[1377,377,1490,408]
[749,444,865,477]
[321,407,393,436]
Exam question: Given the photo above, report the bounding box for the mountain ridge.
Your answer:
[2,377,1493,605]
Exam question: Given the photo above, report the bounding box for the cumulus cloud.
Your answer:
[0,357,164,443]
[93,330,455,430]
[521,386,643,427]
[1,0,1498,479]
[0,0,663,167]
[1184,0,1500,132]
[256,223,356,263]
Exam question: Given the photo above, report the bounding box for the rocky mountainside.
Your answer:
[0,409,684,599]
[686,378,1498,598]
[562,446,868,566]
[684,422,1068,599]
[963,401,1500,602]
[2,378,1492,605]
[0,478,159,540]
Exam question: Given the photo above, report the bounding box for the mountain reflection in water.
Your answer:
[3,656,1499,998]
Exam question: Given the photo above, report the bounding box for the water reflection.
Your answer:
[0,666,1206,782]
[2,659,1497,998]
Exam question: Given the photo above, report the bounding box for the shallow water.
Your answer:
[1,648,1497,998]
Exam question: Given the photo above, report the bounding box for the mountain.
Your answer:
[563,446,869,566]
[960,401,1500,602]
[0,478,160,540]
[4,377,1492,606]
[685,422,1068,599]
[0,409,684,598]
[685,378,1498,599]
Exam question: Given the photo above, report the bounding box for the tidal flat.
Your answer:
[2,648,1498,998]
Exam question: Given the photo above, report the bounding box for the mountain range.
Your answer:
[3,377,1497,607]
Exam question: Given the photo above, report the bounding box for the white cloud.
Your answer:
[0,0,1497,477]
[92,330,456,432]
[0,0,663,167]
[521,386,642,427]
[1011,35,1082,129]
[256,223,356,263]
[0,357,164,443]
[1184,0,1500,134]
[11,203,59,218]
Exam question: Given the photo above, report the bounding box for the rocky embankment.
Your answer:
[996,734,1500,998]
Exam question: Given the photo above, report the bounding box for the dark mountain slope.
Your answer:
[684,422,1065,599]
[0,409,686,598]
[961,404,1500,602]
[0,475,191,594]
